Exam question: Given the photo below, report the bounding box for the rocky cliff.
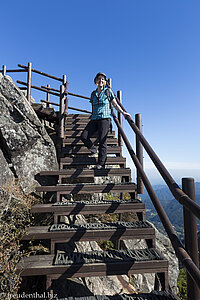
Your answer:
[0,74,58,193]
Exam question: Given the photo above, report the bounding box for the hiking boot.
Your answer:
[89,151,97,157]
[88,147,97,157]
[95,164,105,169]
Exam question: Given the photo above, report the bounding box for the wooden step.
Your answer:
[66,114,90,119]
[65,119,90,125]
[64,130,115,138]
[65,114,90,119]
[16,248,168,282]
[22,221,155,243]
[62,146,121,156]
[39,168,131,179]
[64,124,88,130]
[62,137,118,146]
[64,291,178,300]
[64,124,113,131]
[36,182,136,194]
[30,199,145,215]
[60,157,126,168]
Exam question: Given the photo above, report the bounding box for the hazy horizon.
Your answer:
[128,157,200,186]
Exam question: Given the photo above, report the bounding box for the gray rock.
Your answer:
[0,74,58,192]
[0,148,14,186]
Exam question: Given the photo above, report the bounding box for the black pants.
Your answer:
[81,118,110,166]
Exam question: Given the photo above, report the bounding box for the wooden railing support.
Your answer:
[27,62,32,103]
[46,84,50,108]
[182,178,200,300]
[64,81,69,115]
[107,78,114,139]
[135,113,144,194]
[107,78,112,88]
[62,75,66,85]
[62,75,69,115]
[117,90,123,147]
[2,65,6,76]
[59,85,65,139]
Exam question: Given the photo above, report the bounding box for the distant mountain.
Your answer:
[140,182,200,240]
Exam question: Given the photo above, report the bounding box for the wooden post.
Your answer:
[2,65,6,76]
[46,84,50,107]
[62,75,69,115]
[64,81,69,115]
[107,78,113,137]
[135,113,144,194]
[59,85,65,139]
[182,178,200,300]
[62,74,66,85]
[117,90,123,147]
[27,62,32,103]
[107,78,112,88]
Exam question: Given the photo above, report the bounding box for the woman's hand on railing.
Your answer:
[123,111,131,119]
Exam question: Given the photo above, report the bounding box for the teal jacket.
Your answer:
[90,87,115,120]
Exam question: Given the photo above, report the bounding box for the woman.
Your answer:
[81,72,130,169]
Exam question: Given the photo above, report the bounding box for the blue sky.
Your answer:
[1,0,200,185]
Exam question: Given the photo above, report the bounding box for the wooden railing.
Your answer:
[0,63,92,139]
[111,109,200,296]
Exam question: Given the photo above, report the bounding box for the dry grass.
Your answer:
[0,180,41,298]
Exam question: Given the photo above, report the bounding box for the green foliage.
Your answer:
[97,240,115,250]
[177,268,187,300]
[105,193,120,201]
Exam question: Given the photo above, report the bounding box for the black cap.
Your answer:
[94,72,107,84]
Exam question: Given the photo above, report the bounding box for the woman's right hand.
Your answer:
[123,111,131,118]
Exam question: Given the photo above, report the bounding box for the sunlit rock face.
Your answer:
[0,74,58,192]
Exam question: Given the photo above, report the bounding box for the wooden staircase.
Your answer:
[17,113,170,297]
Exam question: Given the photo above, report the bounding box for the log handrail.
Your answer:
[17,80,60,97]
[41,85,90,100]
[40,100,92,114]
[0,69,26,73]
[18,64,63,82]
[111,109,200,289]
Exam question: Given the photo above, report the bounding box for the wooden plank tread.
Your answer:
[65,120,90,125]
[30,199,145,214]
[66,114,90,118]
[64,131,115,137]
[39,168,131,177]
[17,248,168,277]
[63,138,118,146]
[62,146,121,155]
[60,157,126,166]
[64,125,88,130]
[36,182,136,193]
[22,221,154,241]
[65,291,178,300]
